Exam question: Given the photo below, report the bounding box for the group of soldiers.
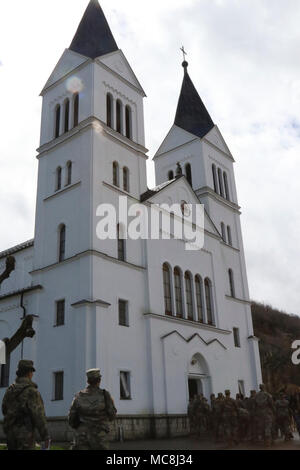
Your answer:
[188,385,300,447]
[1,360,116,450]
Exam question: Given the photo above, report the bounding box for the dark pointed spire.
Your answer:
[69,0,118,59]
[174,62,214,139]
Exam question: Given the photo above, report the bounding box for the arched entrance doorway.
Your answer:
[188,353,211,401]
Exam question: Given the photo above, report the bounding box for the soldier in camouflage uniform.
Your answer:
[254,383,275,447]
[222,390,239,447]
[236,394,250,441]
[275,392,293,441]
[245,390,258,442]
[214,393,224,443]
[1,360,49,450]
[68,369,117,450]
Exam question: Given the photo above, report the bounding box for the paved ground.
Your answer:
[111,433,300,451]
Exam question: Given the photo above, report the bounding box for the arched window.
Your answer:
[185,272,194,320]
[117,223,126,261]
[218,168,224,197]
[107,93,113,128]
[195,275,204,323]
[221,222,226,242]
[163,263,172,316]
[116,100,123,134]
[59,225,66,262]
[174,267,183,318]
[73,93,79,128]
[64,99,70,133]
[56,167,62,191]
[168,170,174,181]
[204,278,214,325]
[123,167,129,192]
[212,164,218,193]
[113,161,119,187]
[228,269,235,298]
[66,161,72,186]
[185,163,192,187]
[227,226,232,246]
[223,172,230,201]
[125,105,132,139]
[55,105,61,138]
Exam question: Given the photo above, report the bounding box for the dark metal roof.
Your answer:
[0,239,34,260]
[174,63,214,139]
[140,177,184,202]
[69,0,118,60]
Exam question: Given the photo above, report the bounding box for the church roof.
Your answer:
[140,177,183,202]
[174,63,214,139]
[0,239,34,260]
[69,0,118,60]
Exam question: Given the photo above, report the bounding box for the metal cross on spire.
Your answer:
[180,46,187,62]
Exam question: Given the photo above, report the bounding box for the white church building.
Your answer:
[0,0,262,440]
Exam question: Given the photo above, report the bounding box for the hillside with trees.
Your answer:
[251,301,300,393]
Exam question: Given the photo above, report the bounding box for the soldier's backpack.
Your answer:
[2,384,32,434]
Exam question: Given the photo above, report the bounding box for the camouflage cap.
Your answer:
[217,393,223,398]
[17,359,35,372]
[224,389,231,395]
[86,368,101,381]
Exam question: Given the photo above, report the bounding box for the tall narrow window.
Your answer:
[227,226,232,246]
[223,172,230,201]
[168,170,174,181]
[119,300,129,326]
[64,99,70,133]
[55,300,65,327]
[228,269,235,298]
[163,264,172,316]
[120,371,131,400]
[174,267,183,318]
[117,223,126,261]
[55,105,61,138]
[123,167,129,192]
[212,164,218,193]
[107,93,113,128]
[56,167,62,191]
[233,327,241,348]
[185,164,192,187]
[53,372,64,401]
[59,225,66,262]
[221,222,226,242]
[185,272,193,320]
[195,275,204,323]
[218,168,224,197]
[204,278,214,325]
[113,161,119,187]
[73,93,79,127]
[66,161,72,186]
[125,105,132,139]
[0,351,10,388]
[116,100,123,134]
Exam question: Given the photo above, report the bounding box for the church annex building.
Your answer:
[0,1,262,440]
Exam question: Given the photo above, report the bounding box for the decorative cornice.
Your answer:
[196,187,241,213]
[161,330,227,350]
[37,116,148,158]
[71,299,111,308]
[43,182,81,202]
[143,312,231,335]
[0,285,43,302]
[225,295,251,306]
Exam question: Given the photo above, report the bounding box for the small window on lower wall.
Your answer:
[53,371,64,401]
[118,300,129,326]
[120,371,131,400]
[233,327,241,348]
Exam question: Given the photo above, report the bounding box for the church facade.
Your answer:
[0,1,262,440]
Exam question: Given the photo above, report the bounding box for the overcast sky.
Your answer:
[0,0,300,314]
